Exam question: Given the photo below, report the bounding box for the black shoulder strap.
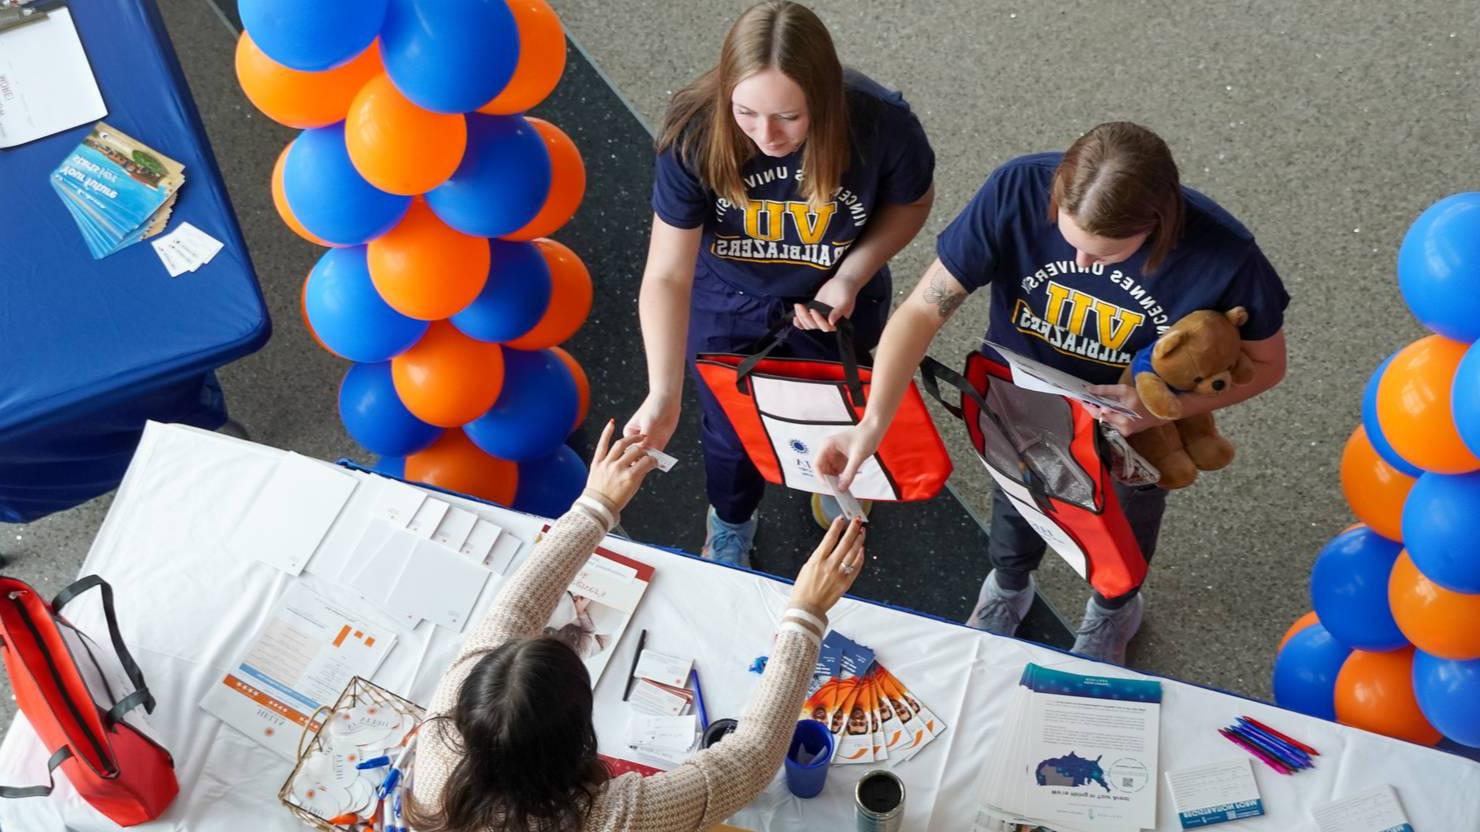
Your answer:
[52,576,155,722]
[733,300,867,409]
[0,747,72,799]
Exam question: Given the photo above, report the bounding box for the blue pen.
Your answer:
[1237,718,1314,765]
[356,755,391,770]
[689,667,710,732]
[1229,724,1307,770]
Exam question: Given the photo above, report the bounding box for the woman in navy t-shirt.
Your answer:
[624,1,935,566]
[816,122,1289,664]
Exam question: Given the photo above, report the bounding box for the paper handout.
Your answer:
[230,453,358,575]
[0,8,106,148]
[384,535,495,632]
[986,340,1139,417]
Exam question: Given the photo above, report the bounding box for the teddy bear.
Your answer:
[1121,307,1254,489]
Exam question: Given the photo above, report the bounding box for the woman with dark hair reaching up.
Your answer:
[408,420,865,831]
[624,0,935,563]
[815,122,1289,666]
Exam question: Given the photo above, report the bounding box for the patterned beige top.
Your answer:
[411,498,827,831]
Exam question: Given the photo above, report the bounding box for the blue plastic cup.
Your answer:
[784,719,834,798]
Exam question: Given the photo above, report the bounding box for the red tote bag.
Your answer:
[919,353,1148,599]
[695,302,952,502]
[0,575,178,825]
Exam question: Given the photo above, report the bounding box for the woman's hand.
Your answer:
[1083,384,1166,435]
[623,391,681,451]
[794,274,864,332]
[584,420,660,512]
[812,423,885,491]
[790,517,866,615]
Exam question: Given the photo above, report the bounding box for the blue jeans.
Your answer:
[686,272,888,524]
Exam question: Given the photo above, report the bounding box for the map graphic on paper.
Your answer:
[1035,752,1110,792]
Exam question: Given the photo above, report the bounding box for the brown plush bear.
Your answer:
[1121,307,1254,489]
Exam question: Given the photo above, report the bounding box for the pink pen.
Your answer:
[1220,728,1293,775]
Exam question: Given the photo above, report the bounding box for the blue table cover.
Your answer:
[0,0,269,522]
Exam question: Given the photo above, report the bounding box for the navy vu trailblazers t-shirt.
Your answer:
[652,70,935,302]
[936,152,1290,385]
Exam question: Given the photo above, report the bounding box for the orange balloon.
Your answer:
[236,33,381,129]
[405,430,518,505]
[502,118,585,241]
[272,146,336,247]
[1375,334,1480,474]
[505,239,591,350]
[1279,611,1320,652]
[345,73,468,195]
[367,200,489,320]
[300,273,336,355]
[1334,647,1443,746]
[550,346,589,432]
[1390,549,1480,660]
[1340,425,1416,541]
[477,0,566,115]
[391,322,505,427]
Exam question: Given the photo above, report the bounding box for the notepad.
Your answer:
[385,535,493,632]
[1312,785,1412,832]
[1166,759,1264,828]
[232,454,358,575]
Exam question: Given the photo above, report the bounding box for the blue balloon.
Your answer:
[512,445,587,518]
[373,455,406,479]
[239,0,387,71]
[1309,526,1407,651]
[380,0,519,113]
[1413,651,1480,747]
[1401,471,1480,593]
[1361,354,1424,477]
[1272,623,1351,720]
[305,247,428,362]
[1452,339,1480,459]
[464,348,577,462]
[1398,192,1480,343]
[284,125,411,246]
[339,362,442,457]
[450,240,552,343]
[425,115,551,238]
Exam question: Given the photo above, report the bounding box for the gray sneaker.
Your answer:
[1071,593,1145,665]
[966,570,1036,636]
[702,507,756,568]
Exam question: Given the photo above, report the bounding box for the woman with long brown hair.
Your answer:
[408,420,866,831]
[623,1,935,565]
[815,122,1290,665]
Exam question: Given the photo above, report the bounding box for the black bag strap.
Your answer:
[52,576,155,722]
[0,746,72,799]
[733,301,867,409]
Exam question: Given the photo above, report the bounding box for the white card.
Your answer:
[432,507,478,550]
[460,519,503,563]
[341,517,405,588]
[487,530,523,574]
[176,221,223,262]
[822,474,867,524]
[1312,786,1411,832]
[635,650,693,689]
[386,535,494,631]
[375,479,426,527]
[406,499,450,538]
[231,454,358,575]
[151,236,188,277]
[629,678,692,716]
[644,448,677,473]
[625,712,696,754]
[347,526,419,612]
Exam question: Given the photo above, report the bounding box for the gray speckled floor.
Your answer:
[3,0,1477,730]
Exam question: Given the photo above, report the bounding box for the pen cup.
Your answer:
[783,720,834,799]
[701,718,738,749]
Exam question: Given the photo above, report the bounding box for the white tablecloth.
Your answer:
[1,423,1476,831]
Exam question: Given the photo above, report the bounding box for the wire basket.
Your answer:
[277,676,425,830]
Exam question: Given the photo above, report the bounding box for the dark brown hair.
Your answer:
[403,637,608,832]
[1049,122,1185,272]
[657,1,847,209]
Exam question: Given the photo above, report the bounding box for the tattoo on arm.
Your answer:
[923,273,966,319]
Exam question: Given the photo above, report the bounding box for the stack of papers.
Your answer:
[538,532,653,687]
[50,123,184,259]
[624,712,696,766]
[151,221,223,276]
[0,7,106,148]
[974,664,1161,832]
[200,583,397,759]
[344,520,495,632]
[629,650,695,717]
[798,631,947,766]
[1312,786,1412,832]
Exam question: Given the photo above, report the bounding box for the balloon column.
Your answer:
[237,0,593,515]
[1274,193,1480,749]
